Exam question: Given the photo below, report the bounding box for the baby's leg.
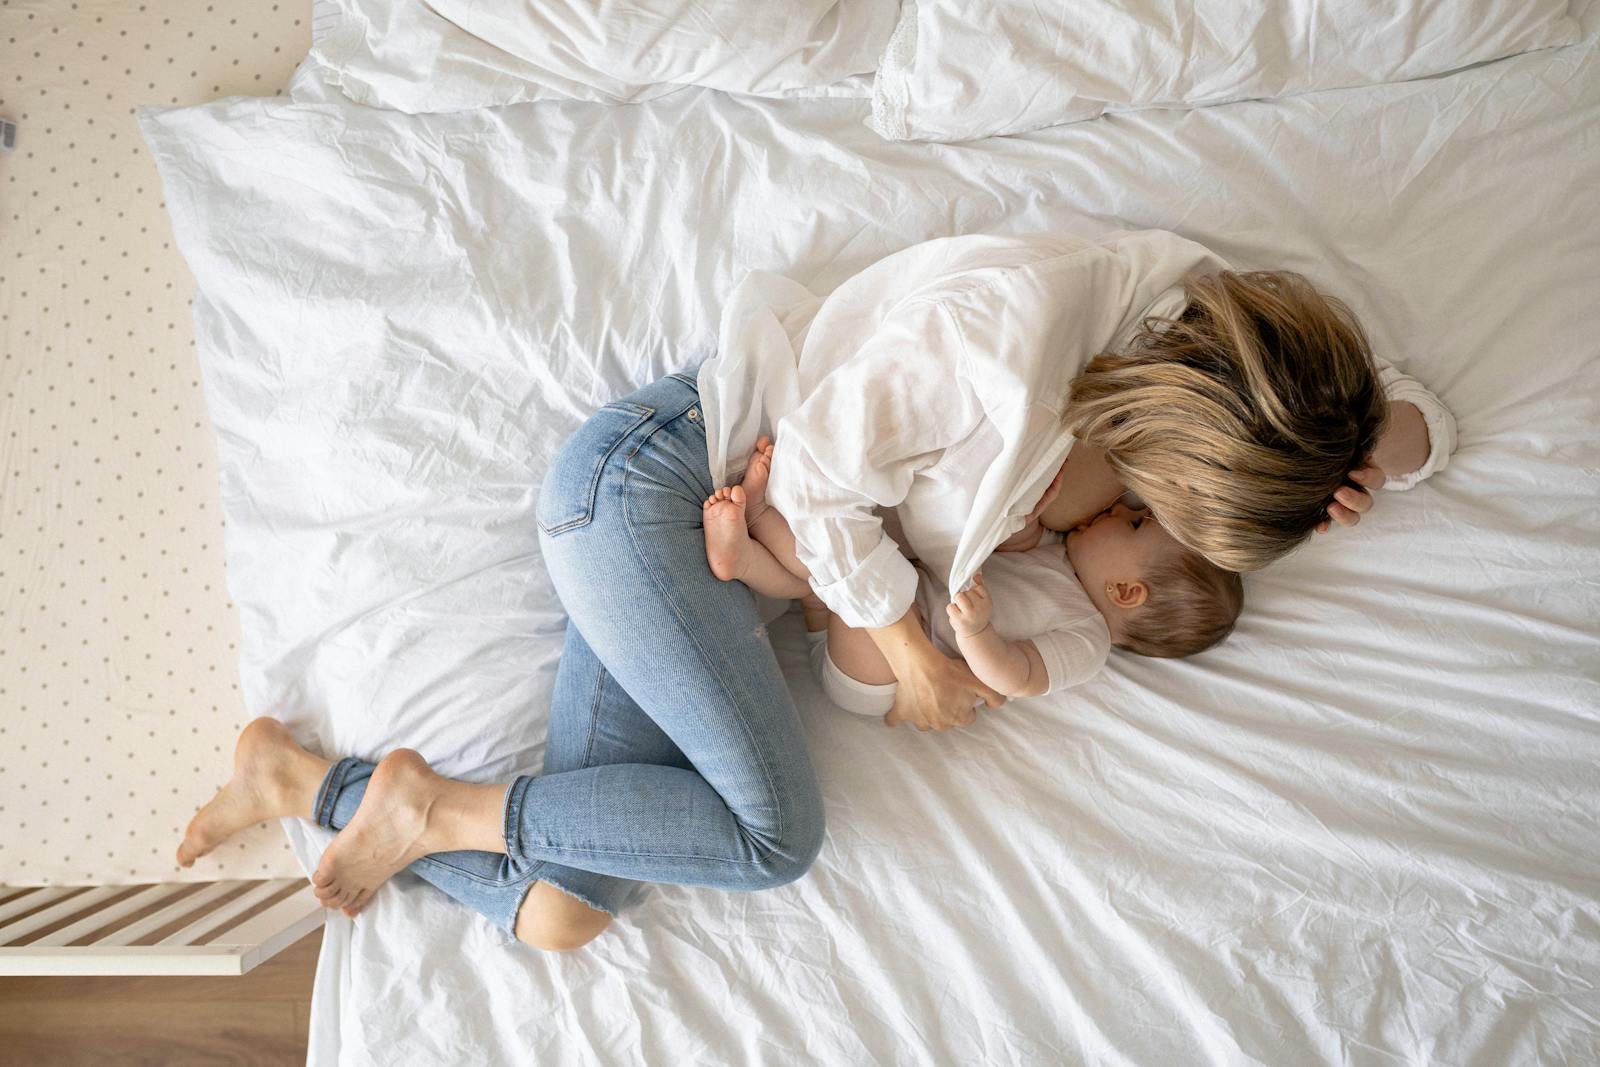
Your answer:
[806,605,919,718]
[824,606,901,685]
[703,486,811,599]
[736,437,812,585]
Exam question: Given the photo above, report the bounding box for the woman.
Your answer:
[176,229,1453,950]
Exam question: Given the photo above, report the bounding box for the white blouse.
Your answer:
[697,230,1456,630]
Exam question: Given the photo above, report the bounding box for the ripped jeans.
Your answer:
[311,369,825,933]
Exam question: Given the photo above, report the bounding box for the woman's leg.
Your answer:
[311,373,825,906]
[306,618,690,939]
[178,617,694,948]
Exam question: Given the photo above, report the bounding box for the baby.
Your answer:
[702,438,1244,716]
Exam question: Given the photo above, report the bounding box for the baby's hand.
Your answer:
[947,573,994,637]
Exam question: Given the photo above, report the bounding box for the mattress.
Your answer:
[0,0,308,885]
[132,3,1600,1058]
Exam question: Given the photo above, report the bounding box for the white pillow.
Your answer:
[308,0,894,114]
[869,0,1581,142]
[429,0,897,100]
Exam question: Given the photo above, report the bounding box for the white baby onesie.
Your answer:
[912,530,1111,696]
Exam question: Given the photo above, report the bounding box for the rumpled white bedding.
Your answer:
[310,0,883,113]
[139,7,1600,1064]
[869,0,1581,142]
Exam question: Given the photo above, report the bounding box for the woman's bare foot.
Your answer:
[177,717,330,868]
[739,436,775,523]
[703,485,756,582]
[310,749,449,918]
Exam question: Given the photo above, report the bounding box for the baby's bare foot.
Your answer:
[703,485,755,582]
[310,749,444,918]
[739,436,774,522]
[177,718,328,868]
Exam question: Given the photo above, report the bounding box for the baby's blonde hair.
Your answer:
[1117,547,1243,658]
[1066,270,1388,573]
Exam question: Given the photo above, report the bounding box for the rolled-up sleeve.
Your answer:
[767,297,978,629]
[1374,355,1458,491]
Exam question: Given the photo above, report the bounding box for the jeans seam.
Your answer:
[619,427,788,865]
[537,403,652,537]
[579,659,606,770]
[407,852,533,889]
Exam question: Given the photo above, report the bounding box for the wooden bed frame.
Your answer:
[0,880,324,976]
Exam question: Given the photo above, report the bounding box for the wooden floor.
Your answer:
[0,928,322,1066]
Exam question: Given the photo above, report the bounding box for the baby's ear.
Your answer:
[1106,580,1149,609]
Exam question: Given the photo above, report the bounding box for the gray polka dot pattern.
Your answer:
[0,0,309,885]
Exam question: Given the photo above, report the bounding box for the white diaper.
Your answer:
[805,630,897,717]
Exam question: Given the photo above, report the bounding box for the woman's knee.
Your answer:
[514,881,614,952]
[752,800,825,890]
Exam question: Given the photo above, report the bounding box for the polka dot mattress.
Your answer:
[0,0,310,885]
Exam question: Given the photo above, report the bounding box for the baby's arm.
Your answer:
[947,574,1050,698]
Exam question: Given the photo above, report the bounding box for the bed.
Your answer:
[12,0,1600,1060]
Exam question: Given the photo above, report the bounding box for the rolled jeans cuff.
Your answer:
[312,756,367,829]
[502,774,536,859]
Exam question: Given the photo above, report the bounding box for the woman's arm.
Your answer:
[867,612,1007,731]
[765,298,979,631]
[1319,354,1458,531]
[1371,401,1431,481]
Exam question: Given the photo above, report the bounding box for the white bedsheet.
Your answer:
[139,11,1600,1064]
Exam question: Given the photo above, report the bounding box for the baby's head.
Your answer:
[1066,503,1243,658]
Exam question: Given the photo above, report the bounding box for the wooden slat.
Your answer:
[0,888,71,926]
[0,945,259,977]
[211,886,325,973]
[99,881,241,947]
[157,881,290,947]
[0,887,121,945]
[31,884,173,947]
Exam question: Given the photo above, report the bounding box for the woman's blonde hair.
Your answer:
[1066,270,1388,572]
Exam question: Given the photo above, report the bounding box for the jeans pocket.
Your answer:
[537,401,653,536]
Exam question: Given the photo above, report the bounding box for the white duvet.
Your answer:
[139,8,1600,1065]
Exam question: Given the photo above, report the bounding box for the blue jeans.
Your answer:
[312,369,825,932]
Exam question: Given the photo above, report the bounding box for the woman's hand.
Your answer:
[883,647,1006,732]
[946,573,994,637]
[1315,403,1429,534]
[1314,466,1384,534]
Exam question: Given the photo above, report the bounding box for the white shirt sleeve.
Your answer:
[767,298,983,629]
[1374,355,1458,491]
[1030,616,1112,696]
